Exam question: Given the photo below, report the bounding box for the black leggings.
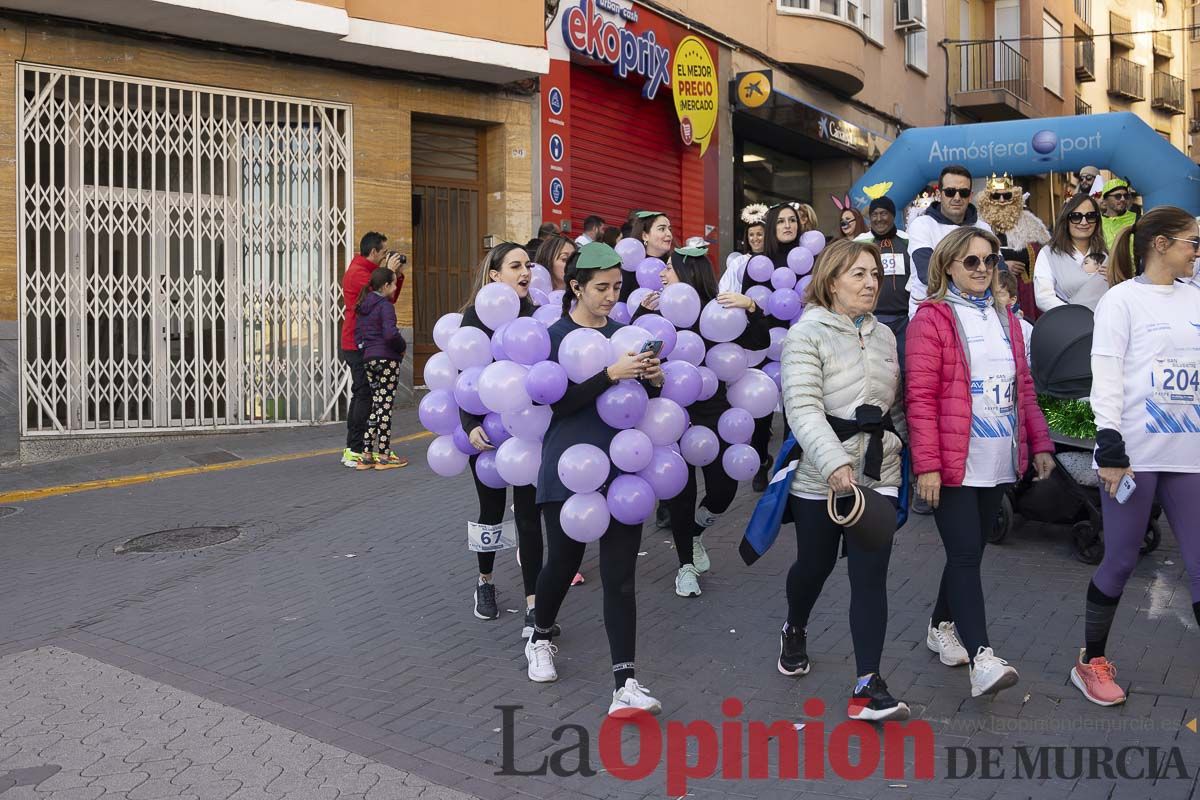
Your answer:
[786,495,893,677]
[470,457,543,596]
[667,450,738,567]
[929,484,1010,659]
[534,501,642,687]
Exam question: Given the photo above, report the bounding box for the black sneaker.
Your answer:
[848,674,910,721]
[778,624,810,676]
[655,503,672,530]
[752,459,772,493]
[521,608,561,639]
[474,582,499,620]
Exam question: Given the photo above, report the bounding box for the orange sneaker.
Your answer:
[375,451,408,470]
[1070,649,1126,706]
[355,453,377,471]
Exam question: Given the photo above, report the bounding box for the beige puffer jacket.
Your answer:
[780,305,906,497]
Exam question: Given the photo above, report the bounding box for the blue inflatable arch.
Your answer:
[850,112,1200,217]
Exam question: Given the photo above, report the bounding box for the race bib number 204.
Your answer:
[1151,358,1200,406]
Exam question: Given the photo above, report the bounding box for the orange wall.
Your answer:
[346,0,546,48]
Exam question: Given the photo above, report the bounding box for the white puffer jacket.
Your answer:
[780,305,906,497]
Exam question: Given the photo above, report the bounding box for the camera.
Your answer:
[387,250,408,266]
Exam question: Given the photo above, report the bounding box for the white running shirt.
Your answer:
[953,303,1018,487]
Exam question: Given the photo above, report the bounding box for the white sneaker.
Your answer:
[674,565,702,597]
[692,536,711,573]
[608,679,662,716]
[340,448,363,468]
[525,637,558,683]
[926,620,969,666]
[969,647,1019,697]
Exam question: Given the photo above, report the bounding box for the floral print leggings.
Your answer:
[363,358,399,454]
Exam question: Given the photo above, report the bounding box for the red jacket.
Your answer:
[341,255,403,351]
[905,300,1052,486]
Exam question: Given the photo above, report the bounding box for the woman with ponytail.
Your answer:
[1070,206,1200,707]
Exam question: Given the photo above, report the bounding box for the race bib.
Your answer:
[467,521,517,553]
[880,253,905,276]
[1150,358,1200,406]
[972,374,1015,416]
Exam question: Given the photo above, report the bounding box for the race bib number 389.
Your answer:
[468,521,517,553]
[1151,358,1200,406]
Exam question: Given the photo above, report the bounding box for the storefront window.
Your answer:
[778,0,881,39]
[737,140,813,210]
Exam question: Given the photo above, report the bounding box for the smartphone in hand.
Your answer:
[1115,474,1136,504]
[640,340,664,359]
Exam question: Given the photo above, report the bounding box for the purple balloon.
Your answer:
[495,437,541,486]
[428,435,469,477]
[503,318,551,366]
[699,300,748,343]
[609,428,654,473]
[475,450,507,489]
[454,367,488,416]
[548,289,566,308]
[482,412,511,446]
[596,380,649,430]
[530,263,553,294]
[746,255,774,283]
[771,267,796,290]
[533,304,561,325]
[606,475,657,525]
[697,366,719,402]
[722,443,761,482]
[718,407,755,445]
[529,287,550,307]
[637,447,689,500]
[447,326,492,370]
[766,327,788,361]
[728,369,780,418]
[560,328,612,384]
[490,324,510,362]
[560,492,610,542]
[671,330,705,366]
[627,288,652,311]
[478,360,531,414]
[744,347,767,368]
[558,443,611,494]
[796,274,813,299]
[609,302,632,324]
[610,325,653,361]
[660,361,702,408]
[476,282,521,331]
[680,425,720,467]
[418,389,458,436]
[526,360,568,405]
[452,425,480,456]
[787,246,815,276]
[502,404,552,441]
[763,360,782,391]
[635,314,677,359]
[636,397,688,446]
[746,284,772,308]
[615,238,646,271]
[800,231,826,256]
[636,257,667,291]
[768,288,803,322]
[424,351,458,392]
[659,282,702,329]
[706,342,749,384]
[432,312,462,351]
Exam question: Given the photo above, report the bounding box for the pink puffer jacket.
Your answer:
[905,300,1052,487]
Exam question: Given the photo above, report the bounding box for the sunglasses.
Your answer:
[1167,236,1200,251]
[941,188,972,199]
[1107,192,1129,201]
[953,254,1000,273]
[1067,211,1101,224]
[989,192,1013,202]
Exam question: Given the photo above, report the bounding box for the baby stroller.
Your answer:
[989,305,1162,564]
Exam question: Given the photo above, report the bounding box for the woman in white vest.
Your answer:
[1033,194,1109,312]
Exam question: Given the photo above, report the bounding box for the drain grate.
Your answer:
[114,526,240,554]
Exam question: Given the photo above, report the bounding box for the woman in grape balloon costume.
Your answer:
[633,242,772,598]
[619,211,673,304]
[532,234,575,293]
[523,242,670,716]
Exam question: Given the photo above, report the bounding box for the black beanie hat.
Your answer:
[868,196,896,216]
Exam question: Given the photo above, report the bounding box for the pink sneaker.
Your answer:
[571,572,585,586]
[1070,649,1126,706]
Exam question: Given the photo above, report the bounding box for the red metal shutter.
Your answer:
[569,66,683,233]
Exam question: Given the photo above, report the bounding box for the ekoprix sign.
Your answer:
[852,113,1200,215]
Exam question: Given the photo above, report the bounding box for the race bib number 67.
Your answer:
[1151,358,1200,406]
[468,521,517,553]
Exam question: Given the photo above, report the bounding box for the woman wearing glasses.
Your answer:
[906,227,1054,699]
[1032,194,1109,313]
[1070,206,1200,706]
[837,207,867,240]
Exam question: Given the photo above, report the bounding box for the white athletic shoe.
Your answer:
[608,679,662,716]
[674,565,702,597]
[692,536,711,573]
[969,647,1019,697]
[525,637,558,683]
[926,620,970,666]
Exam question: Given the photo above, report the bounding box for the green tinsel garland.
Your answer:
[1038,395,1096,440]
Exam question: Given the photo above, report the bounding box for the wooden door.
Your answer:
[412,120,486,384]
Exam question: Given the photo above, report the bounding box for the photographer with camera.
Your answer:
[340,232,406,468]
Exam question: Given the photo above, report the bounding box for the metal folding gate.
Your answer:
[17,64,353,434]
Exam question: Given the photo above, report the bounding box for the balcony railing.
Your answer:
[1074,0,1091,25]
[1075,39,1095,81]
[1153,31,1172,58]
[1151,71,1185,113]
[1108,56,1144,100]
[1110,13,1134,49]
[1075,95,1092,115]
[955,41,1030,102]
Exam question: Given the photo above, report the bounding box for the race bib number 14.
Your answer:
[1151,358,1200,406]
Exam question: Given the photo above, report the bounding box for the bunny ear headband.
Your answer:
[830,194,852,211]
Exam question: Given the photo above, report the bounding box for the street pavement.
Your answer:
[0,409,1197,800]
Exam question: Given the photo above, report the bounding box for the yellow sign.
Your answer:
[1187,718,1198,734]
[672,36,718,157]
[736,71,772,109]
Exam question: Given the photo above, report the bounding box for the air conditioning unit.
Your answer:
[1190,119,1200,134]
[895,0,926,29]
